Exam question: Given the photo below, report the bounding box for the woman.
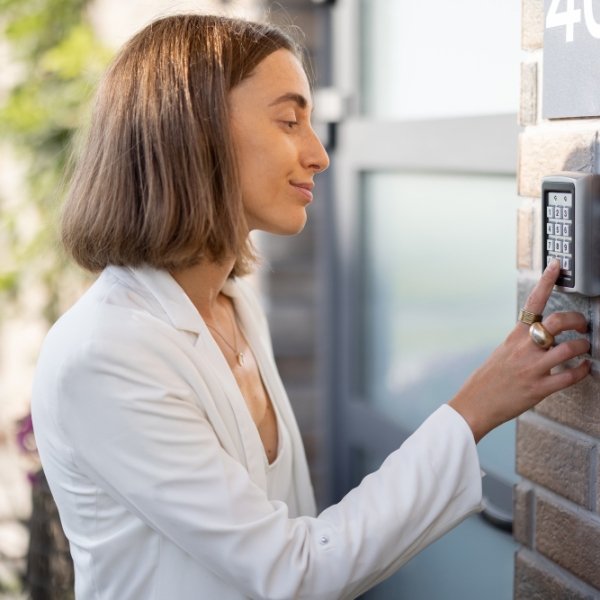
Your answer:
[31,14,590,600]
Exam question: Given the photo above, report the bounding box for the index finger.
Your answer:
[523,258,561,315]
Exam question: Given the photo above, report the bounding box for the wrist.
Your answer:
[447,397,487,444]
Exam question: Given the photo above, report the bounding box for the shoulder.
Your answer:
[33,269,204,433]
[36,267,193,387]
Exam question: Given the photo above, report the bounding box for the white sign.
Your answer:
[543,0,600,118]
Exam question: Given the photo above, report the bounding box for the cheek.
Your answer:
[230,116,299,220]
[238,136,292,198]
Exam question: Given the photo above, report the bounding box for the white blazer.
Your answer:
[31,265,484,600]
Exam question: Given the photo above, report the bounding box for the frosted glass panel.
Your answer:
[360,0,522,120]
[362,172,519,482]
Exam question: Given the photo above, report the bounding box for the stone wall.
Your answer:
[514,0,600,596]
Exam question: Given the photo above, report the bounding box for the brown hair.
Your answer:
[61,14,302,276]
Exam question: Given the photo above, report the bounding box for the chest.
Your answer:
[220,345,279,465]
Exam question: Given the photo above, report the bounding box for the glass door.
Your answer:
[328,0,523,597]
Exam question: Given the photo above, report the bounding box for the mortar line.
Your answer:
[524,410,600,446]
[518,547,600,599]
[591,296,599,360]
[535,483,600,524]
[591,445,598,513]
[528,483,536,551]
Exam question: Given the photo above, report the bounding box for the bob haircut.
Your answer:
[61,14,303,277]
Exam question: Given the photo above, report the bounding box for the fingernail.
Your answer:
[546,258,560,272]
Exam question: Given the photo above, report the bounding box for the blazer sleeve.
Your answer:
[56,334,483,600]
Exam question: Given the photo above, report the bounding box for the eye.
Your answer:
[282,120,299,129]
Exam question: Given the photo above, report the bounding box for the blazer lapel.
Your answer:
[223,278,317,517]
[118,265,268,495]
[193,329,268,495]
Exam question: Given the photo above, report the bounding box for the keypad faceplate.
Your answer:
[543,191,574,288]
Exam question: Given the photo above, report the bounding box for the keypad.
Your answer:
[544,190,573,279]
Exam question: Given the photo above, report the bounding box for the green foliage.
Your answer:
[0,7,112,591]
[0,0,113,323]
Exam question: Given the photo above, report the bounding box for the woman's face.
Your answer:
[228,49,329,235]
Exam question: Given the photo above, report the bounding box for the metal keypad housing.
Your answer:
[541,172,600,297]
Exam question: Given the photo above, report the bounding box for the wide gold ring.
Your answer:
[529,322,555,349]
[518,309,543,325]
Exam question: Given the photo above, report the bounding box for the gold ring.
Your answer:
[529,322,555,349]
[519,309,543,325]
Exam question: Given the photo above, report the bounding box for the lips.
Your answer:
[290,182,314,202]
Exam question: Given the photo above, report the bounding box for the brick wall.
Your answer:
[515,1,600,596]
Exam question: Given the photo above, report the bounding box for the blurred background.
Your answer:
[0,0,523,598]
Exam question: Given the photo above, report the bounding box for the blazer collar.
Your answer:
[109,265,238,335]
[125,265,270,492]
[105,265,315,509]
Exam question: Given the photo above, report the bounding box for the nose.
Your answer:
[303,125,330,174]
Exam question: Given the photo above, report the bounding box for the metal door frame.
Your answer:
[323,0,522,524]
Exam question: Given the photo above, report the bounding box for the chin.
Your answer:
[261,210,307,236]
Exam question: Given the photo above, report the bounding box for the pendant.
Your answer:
[237,352,245,367]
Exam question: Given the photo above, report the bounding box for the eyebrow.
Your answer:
[268,92,311,111]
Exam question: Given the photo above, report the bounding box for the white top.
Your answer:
[264,396,298,515]
[31,265,484,600]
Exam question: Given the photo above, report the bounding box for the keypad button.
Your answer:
[562,207,570,219]
[562,223,571,237]
[546,239,553,251]
[562,241,570,253]
[547,255,553,266]
[563,257,571,270]
[554,240,562,252]
[554,223,562,235]
[546,223,553,235]
[554,207,562,218]
[547,207,553,218]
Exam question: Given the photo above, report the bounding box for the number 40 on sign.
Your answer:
[547,0,600,42]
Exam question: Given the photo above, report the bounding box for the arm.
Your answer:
[57,336,482,600]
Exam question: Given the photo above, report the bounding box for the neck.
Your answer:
[170,256,236,321]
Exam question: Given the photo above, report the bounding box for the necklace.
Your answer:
[206,307,245,367]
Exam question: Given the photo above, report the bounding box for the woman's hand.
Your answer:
[448,258,591,444]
